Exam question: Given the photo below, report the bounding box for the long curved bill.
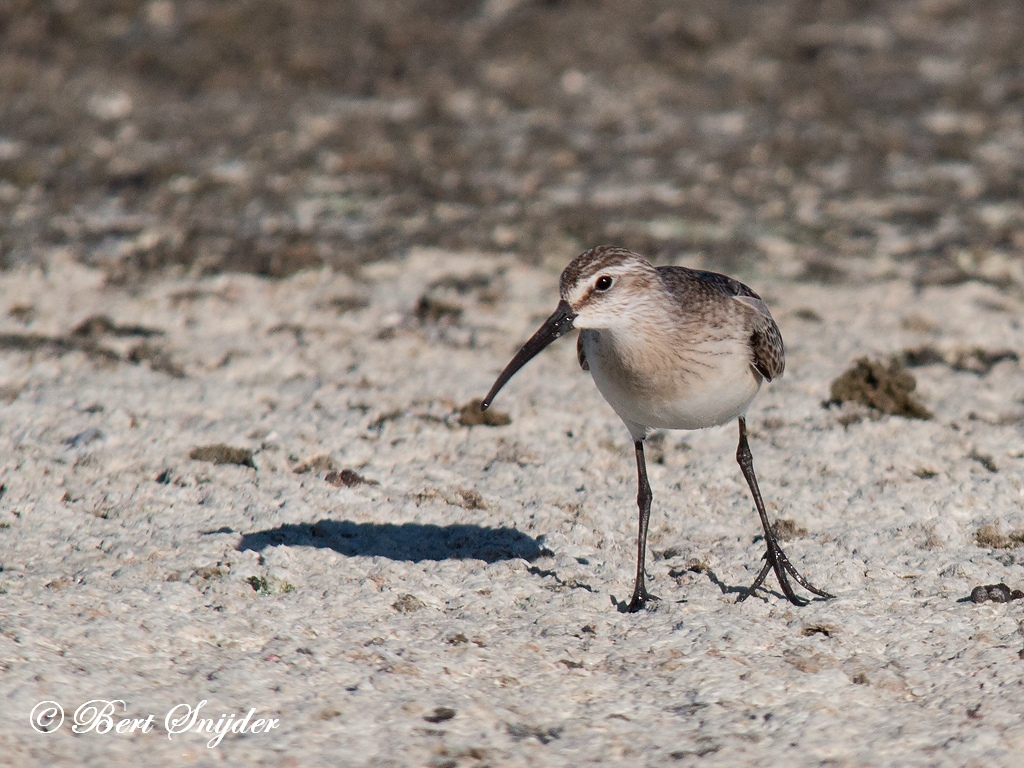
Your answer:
[481,300,577,410]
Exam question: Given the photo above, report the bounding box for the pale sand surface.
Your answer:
[1,248,1024,766]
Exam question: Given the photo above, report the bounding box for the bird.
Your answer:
[480,245,833,612]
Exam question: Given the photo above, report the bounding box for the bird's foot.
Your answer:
[737,542,834,606]
[626,588,659,613]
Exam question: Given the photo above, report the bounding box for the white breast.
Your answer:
[581,328,762,440]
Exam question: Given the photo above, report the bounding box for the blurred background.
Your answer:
[1,0,1023,286]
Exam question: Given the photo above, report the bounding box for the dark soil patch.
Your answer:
[3,2,1024,282]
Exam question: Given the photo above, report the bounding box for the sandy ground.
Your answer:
[4,3,1024,766]
[1,247,1024,766]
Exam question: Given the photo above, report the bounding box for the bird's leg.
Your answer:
[734,417,834,605]
[627,440,657,612]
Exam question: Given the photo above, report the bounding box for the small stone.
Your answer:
[423,707,456,723]
[989,584,1012,603]
[970,583,1023,603]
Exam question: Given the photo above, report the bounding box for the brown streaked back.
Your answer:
[657,265,785,382]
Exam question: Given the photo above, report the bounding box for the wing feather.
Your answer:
[658,266,785,381]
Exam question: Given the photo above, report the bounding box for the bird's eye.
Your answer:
[595,275,614,292]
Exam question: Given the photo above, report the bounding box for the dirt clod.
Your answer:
[455,487,487,510]
[189,444,256,469]
[950,348,1018,375]
[828,357,932,419]
[128,342,186,378]
[325,468,379,487]
[458,398,511,427]
[974,524,1024,549]
[392,594,426,613]
[771,519,808,542]
[415,295,463,324]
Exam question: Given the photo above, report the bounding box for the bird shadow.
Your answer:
[703,567,752,598]
[235,519,544,563]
